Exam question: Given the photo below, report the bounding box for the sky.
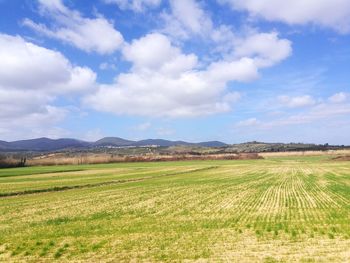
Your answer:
[0,0,349,144]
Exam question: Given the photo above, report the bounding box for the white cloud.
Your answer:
[278,95,316,108]
[122,33,198,75]
[205,58,259,83]
[235,100,350,131]
[161,0,232,44]
[0,33,96,139]
[163,0,213,38]
[161,0,292,64]
[14,0,292,122]
[0,33,96,92]
[0,105,69,141]
[103,0,161,12]
[329,92,348,103]
[220,0,350,33]
[0,34,96,95]
[85,33,261,117]
[223,92,241,103]
[170,0,209,34]
[87,1,291,118]
[23,0,124,54]
[233,32,292,67]
[85,31,291,117]
[270,103,350,127]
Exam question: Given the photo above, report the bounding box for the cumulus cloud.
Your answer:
[278,95,316,108]
[161,0,292,62]
[220,0,350,33]
[161,0,213,39]
[329,92,348,103]
[6,0,293,129]
[0,33,96,139]
[23,0,124,54]
[122,33,198,75]
[233,32,292,67]
[0,34,96,94]
[85,31,291,117]
[83,1,292,118]
[84,34,250,117]
[103,0,161,12]
[161,0,236,45]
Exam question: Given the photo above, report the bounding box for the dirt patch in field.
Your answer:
[235,153,263,160]
[332,155,350,161]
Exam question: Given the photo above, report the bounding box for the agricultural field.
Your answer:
[0,156,349,262]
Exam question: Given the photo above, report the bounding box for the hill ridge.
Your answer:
[0,137,228,151]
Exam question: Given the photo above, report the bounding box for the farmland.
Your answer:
[0,156,349,262]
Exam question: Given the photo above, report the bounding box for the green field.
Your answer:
[0,157,349,262]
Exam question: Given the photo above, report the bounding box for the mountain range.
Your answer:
[0,137,228,151]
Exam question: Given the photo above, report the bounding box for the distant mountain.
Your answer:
[94,137,135,147]
[196,141,228,147]
[0,140,11,150]
[1,138,91,151]
[226,141,345,153]
[0,137,228,151]
[0,137,348,152]
[133,139,192,147]
[96,138,227,148]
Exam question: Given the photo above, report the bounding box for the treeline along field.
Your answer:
[0,157,349,262]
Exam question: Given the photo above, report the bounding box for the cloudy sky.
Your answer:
[0,0,349,144]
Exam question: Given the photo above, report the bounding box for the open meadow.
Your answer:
[0,156,349,262]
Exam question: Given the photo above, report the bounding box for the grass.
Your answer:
[0,157,349,262]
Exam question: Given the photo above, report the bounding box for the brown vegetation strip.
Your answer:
[27,153,263,166]
[332,155,350,161]
[0,166,218,198]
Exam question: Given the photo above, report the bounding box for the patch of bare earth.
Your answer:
[332,155,350,161]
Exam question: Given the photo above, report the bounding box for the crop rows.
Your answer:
[0,158,349,262]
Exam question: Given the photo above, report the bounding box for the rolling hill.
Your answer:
[4,138,91,151]
[94,137,135,147]
[0,137,228,151]
[1,137,346,152]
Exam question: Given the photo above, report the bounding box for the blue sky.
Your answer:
[0,0,349,144]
